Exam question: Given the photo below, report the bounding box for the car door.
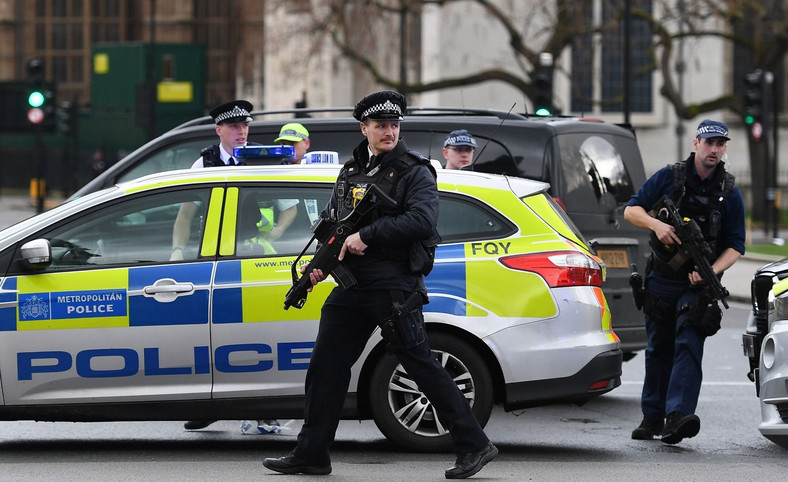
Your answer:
[210,183,333,399]
[0,186,223,405]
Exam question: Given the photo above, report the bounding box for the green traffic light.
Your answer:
[535,108,552,116]
[28,91,45,108]
[745,115,754,125]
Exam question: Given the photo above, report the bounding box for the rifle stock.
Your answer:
[283,184,396,310]
[654,196,730,309]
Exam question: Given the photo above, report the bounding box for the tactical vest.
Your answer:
[199,145,226,167]
[650,157,735,268]
[337,149,439,275]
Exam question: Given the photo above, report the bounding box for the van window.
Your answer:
[557,134,636,207]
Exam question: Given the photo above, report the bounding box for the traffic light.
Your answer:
[26,58,56,131]
[532,56,554,116]
[57,100,76,136]
[743,70,765,126]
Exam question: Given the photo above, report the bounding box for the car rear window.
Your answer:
[555,133,637,208]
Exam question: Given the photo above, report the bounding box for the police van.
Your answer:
[3,166,621,451]
[73,107,649,357]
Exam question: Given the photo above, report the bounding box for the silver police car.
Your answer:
[743,259,788,449]
[0,166,621,451]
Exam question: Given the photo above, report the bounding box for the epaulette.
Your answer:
[406,150,437,179]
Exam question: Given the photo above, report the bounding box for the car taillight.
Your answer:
[499,251,603,287]
[552,197,567,212]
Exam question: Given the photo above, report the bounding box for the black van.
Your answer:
[73,107,649,355]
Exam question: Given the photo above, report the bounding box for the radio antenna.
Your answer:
[472,102,516,166]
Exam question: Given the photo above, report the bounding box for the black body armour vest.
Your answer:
[336,143,437,271]
[200,145,225,167]
[650,156,735,272]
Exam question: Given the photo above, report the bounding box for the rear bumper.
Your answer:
[502,348,622,411]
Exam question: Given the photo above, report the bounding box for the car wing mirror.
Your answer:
[20,238,52,269]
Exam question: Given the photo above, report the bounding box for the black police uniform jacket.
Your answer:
[324,138,438,291]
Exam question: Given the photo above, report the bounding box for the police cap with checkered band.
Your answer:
[210,100,254,125]
[353,91,406,121]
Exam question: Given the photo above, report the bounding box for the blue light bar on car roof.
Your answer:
[233,145,295,160]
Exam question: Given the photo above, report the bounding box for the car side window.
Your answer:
[234,185,333,258]
[557,134,636,207]
[28,189,213,271]
[437,194,515,243]
[117,139,207,184]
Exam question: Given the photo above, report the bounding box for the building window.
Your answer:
[71,23,83,49]
[570,0,653,114]
[53,57,67,82]
[52,0,68,17]
[52,24,68,50]
[35,24,47,50]
[732,1,785,113]
[71,56,84,82]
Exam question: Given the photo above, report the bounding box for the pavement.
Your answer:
[0,190,782,304]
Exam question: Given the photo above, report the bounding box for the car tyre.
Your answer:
[369,332,493,452]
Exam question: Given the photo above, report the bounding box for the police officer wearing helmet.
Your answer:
[192,100,254,168]
[263,91,497,479]
[624,119,745,444]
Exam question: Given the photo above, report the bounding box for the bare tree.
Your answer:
[310,0,788,219]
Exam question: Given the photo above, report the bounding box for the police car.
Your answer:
[743,259,788,449]
[0,166,622,452]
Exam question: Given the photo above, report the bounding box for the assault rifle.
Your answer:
[653,195,730,309]
[284,184,396,310]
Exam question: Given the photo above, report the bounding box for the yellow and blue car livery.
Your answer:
[0,165,620,451]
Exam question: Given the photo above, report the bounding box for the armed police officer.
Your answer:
[625,119,745,444]
[263,91,497,479]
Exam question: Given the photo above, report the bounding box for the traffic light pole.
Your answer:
[772,72,781,242]
[33,124,45,214]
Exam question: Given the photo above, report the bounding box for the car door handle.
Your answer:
[143,278,195,302]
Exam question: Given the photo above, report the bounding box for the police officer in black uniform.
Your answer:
[625,119,745,444]
[192,99,254,168]
[179,100,294,432]
[263,91,497,479]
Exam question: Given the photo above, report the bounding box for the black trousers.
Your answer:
[292,286,489,464]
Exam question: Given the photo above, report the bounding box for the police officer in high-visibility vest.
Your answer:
[275,122,311,164]
[263,91,497,479]
[625,119,745,444]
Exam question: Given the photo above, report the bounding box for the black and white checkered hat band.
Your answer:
[361,100,403,120]
[215,105,252,124]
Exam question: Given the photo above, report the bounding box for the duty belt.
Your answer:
[648,253,691,280]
